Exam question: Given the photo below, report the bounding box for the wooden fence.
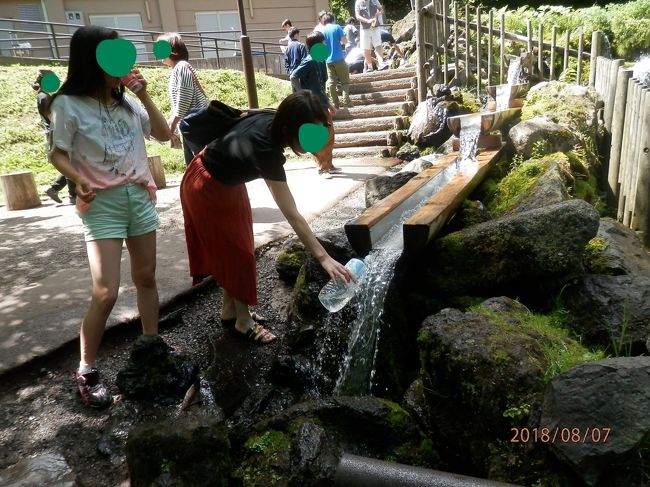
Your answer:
[594,57,650,242]
[414,0,595,101]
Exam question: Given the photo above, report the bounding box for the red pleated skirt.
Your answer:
[180,153,257,305]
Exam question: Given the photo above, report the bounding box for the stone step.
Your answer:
[350,88,416,106]
[333,145,398,158]
[334,116,408,134]
[349,66,417,84]
[334,130,405,148]
[333,101,415,121]
[349,76,416,94]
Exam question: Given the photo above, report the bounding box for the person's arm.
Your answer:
[129,69,171,141]
[50,148,95,202]
[266,179,353,284]
[355,2,373,25]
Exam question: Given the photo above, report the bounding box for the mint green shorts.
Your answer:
[80,184,160,242]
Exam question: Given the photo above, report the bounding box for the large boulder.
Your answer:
[275,238,306,285]
[426,199,599,295]
[541,357,650,486]
[126,416,231,487]
[233,395,437,486]
[503,160,570,215]
[365,171,417,207]
[418,297,600,482]
[583,218,650,276]
[407,97,457,148]
[398,157,433,173]
[509,116,579,159]
[395,142,420,162]
[392,9,416,43]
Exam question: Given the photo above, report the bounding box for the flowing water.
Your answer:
[507,56,522,85]
[331,123,482,396]
[495,85,510,111]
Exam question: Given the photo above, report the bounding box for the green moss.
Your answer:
[276,249,305,271]
[584,236,610,274]
[379,399,411,430]
[487,159,545,215]
[236,430,291,487]
[453,88,481,113]
[472,307,606,382]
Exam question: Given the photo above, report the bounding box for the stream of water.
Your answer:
[507,56,522,85]
[331,121,482,396]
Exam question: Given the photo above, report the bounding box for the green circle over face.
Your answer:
[310,43,329,62]
[96,38,137,77]
[41,72,61,93]
[299,123,329,153]
[153,40,172,59]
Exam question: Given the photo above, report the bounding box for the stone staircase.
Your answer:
[333,65,417,158]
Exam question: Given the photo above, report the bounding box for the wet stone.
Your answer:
[0,453,75,487]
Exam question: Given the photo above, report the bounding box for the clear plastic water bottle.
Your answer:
[318,258,366,313]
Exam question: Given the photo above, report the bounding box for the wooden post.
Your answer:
[415,0,427,102]
[148,155,167,189]
[430,0,439,79]
[537,22,544,80]
[476,7,481,94]
[607,67,633,204]
[527,19,533,53]
[618,80,639,222]
[633,89,650,241]
[465,4,470,84]
[453,0,458,85]
[550,25,557,80]
[500,12,505,83]
[563,30,570,74]
[589,30,602,87]
[577,28,584,84]
[0,171,41,210]
[442,0,449,85]
[237,0,259,108]
[604,59,624,131]
[488,10,493,86]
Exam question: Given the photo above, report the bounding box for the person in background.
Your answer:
[322,12,352,109]
[380,29,405,60]
[279,18,292,54]
[355,0,386,72]
[48,25,171,408]
[284,27,307,76]
[314,10,327,33]
[179,91,353,344]
[343,17,359,54]
[290,31,342,179]
[157,33,208,165]
[35,70,77,204]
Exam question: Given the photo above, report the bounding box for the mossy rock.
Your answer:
[276,238,306,285]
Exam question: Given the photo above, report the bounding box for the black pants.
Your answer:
[49,174,76,197]
[183,137,203,166]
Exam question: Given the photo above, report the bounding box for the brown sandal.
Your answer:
[238,323,277,345]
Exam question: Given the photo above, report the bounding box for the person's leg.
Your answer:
[222,288,275,343]
[326,63,340,108]
[81,238,123,365]
[313,109,336,172]
[51,174,67,192]
[66,179,77,199]
[336,60,351,106]
[126,231,159,336]
[360,29,374,71]
[372,28,385,68]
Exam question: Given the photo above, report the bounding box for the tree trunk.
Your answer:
[0,171,41,210]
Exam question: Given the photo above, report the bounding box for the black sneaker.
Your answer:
[45,188,62,203]
[75,369,112,408]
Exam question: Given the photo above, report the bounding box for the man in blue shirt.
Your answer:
[284,27,307,76]
[322,12,352,108]
[290,31,342,179]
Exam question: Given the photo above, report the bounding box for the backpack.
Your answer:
[179,100,275,149]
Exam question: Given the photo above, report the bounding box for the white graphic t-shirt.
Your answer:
[50,93,155,211]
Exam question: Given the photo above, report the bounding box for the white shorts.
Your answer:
[360,27,381,50]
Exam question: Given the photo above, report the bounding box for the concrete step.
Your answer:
[333,145,398,158]
[334,116,408,134]
[349,76,416,95]
[334,130,405,148]
[350,88,416,106]
[333,101,415,121]
[350,66,417,84]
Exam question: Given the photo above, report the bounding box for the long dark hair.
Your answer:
[54,25,128,108]
[272,90,329,154]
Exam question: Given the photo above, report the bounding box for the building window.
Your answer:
[16,4,46,32]
[195,11,239,58]
[89,14,148,62]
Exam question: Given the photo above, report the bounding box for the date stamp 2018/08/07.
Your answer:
[511,427,611,444]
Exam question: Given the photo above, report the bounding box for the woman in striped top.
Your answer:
[158,33,208,164]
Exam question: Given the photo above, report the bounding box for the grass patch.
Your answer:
[0,63,291,199]
[486,158,545,215]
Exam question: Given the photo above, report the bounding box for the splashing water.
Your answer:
[633,55,650,88]
[495,85,510,111]
[507,56,522,85]
[459,114,482,163]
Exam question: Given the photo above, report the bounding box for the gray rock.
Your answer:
[116,335,197,402]
[509,116,579,159]
[392,9,416,43]
[395,142,420,162]
[275,238,306,285]
[398,158,433,173]
[585,218,650,276]
[0,453,75,487]
[289,421,339,485]
[365,171,417,207]
[428,199,600,295]
[541,357,650,486]
[504,161,570,215]
[407,98,456,148]
[563,274,650,350]
[126,416,230,487]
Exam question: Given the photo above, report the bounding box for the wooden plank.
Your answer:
[563,30,570,74]
[527,19,533,53]
[476,7,482,94]
[632,89,650,241]
[607,67,633,204]
[604,59,624,131]
[453,1,459,85]
[443,0,449,84]
[500,12,505,84]
[589,31,602,87]
[487,10,493,86]
[550,26,557,80]
[465,4,470,84]
[415,0,427,103]
[577,28,584,84]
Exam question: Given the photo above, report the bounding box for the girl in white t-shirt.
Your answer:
[49,25,171,408]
